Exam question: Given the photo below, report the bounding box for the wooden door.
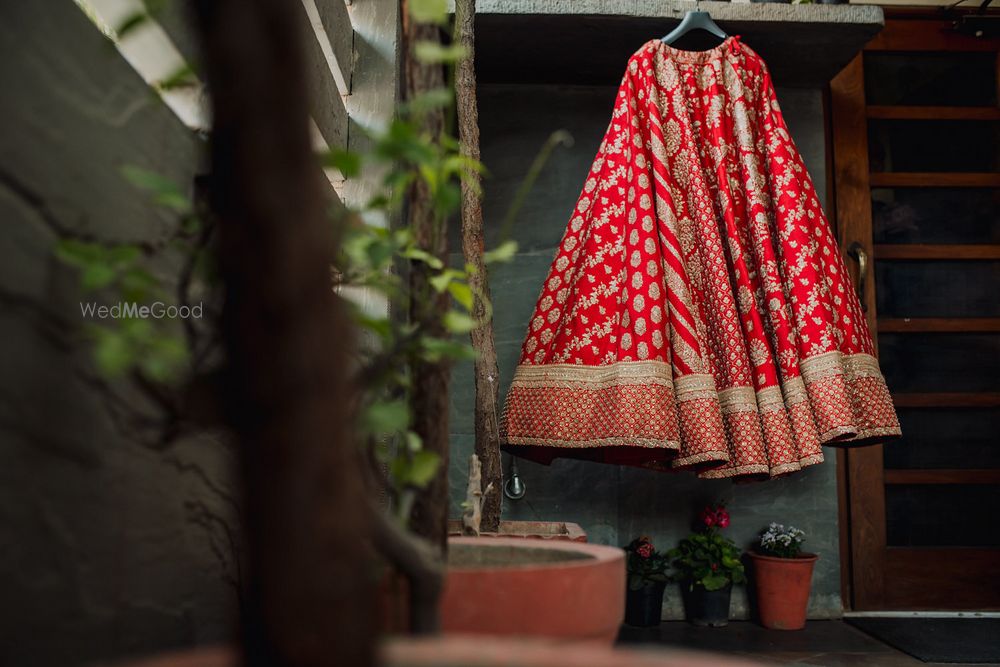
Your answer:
[830,17,1000,610]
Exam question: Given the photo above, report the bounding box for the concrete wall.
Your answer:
[1,1,406,664]
[448,83,843,619]
[0,4,238,665]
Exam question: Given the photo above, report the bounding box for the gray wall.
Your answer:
[448,83,843,619]
[1,1,405,663]
[0,4,237,665]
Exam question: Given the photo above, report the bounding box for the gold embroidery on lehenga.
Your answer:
[500,38,900,479]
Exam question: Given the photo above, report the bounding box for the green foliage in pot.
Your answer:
[624,536,670,590]
[668,504,746,591]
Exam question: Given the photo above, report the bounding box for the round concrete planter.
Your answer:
[116,640,767,667]
[441,537,625,642]
[447,519,588,542]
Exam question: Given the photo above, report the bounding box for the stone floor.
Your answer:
[618,620,1000,666]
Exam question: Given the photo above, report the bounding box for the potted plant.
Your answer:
[748,523,818,630]
[623,536,670,627]
[668,504,745,627]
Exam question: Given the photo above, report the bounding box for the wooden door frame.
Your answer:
[830,16,1000,611]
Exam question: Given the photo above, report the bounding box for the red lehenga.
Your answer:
[499,36,901,480]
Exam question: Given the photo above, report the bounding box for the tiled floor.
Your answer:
[618,620,1000,666]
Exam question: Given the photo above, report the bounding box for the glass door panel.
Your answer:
[886,408,1000,470]
[872,188,1000,244]
[867,119,1000,173]
[864,52,998,107]
[887,485,1000,547]
[875,261,1000,317]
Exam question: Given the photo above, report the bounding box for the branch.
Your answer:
[369,502,445,635]
[455,0,502,531]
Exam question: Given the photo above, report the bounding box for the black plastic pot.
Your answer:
[680,581,733,627]
[624,581,667,627]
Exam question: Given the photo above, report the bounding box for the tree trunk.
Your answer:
[402,2,452,552]
[192,1,374,665]
[454,0,502,532]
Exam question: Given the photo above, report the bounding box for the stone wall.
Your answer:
[448,83,843,619]
[0,3,236,664]
[1,0,407,661]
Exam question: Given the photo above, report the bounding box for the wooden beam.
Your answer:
[831,54,887,611]
[884,469,1000,485]
[867,19,1000,52]
[867,106,1000,121]
[879,318,1000,333]
[869,173,1000,188]
[874,244,1000,260]
[312,0,354,94]
[893,393,1000,408]
[297,0,349,150]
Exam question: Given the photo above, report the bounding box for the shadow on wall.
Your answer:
[447,83,843,619]
[0,3,236,665]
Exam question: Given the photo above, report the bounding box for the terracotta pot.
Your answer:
[748,551,818,630]
[447,519,587,542]
[440,537,625,642]
[680,581,732,627]
[625,580,666,627]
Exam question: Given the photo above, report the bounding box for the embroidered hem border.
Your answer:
[501,351,901,480]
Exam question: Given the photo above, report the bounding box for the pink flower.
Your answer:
[637,543,653,558]
[715,508,730,528]
[699,506,716,527]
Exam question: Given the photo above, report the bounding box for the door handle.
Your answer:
[848,242,868,312]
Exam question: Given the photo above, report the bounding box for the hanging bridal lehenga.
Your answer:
[499,36,901,480]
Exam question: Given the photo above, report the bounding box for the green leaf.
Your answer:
[107,245,141,266]
[55,239,105,268]
[389,450,441,489]
[376,120,437,165]
[414,42,469,64]
[408,88,454,115]
[362,400,410,435]
[447,281,474,311]
[354,312,393,341]
[442,311,476,334]
[429,269,461,293]
[405,431,423,453]
[407,450,441,487]
[120,165,190,213]
[408,0,448,24]
[81,263,117,291]
[141,335,188,382]
[484,240,518,264]
[433,182,462,216]
[701,573,730,591]
[401,247,444,269]
[365,236,396,269]
[91,329,133,377]
[325,148,362,179]
[121,267,159,301]
[156,64,198,91]
[115,11,149,39]
[419,337,477,362]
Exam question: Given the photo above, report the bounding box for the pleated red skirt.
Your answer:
[500,37,900,480]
